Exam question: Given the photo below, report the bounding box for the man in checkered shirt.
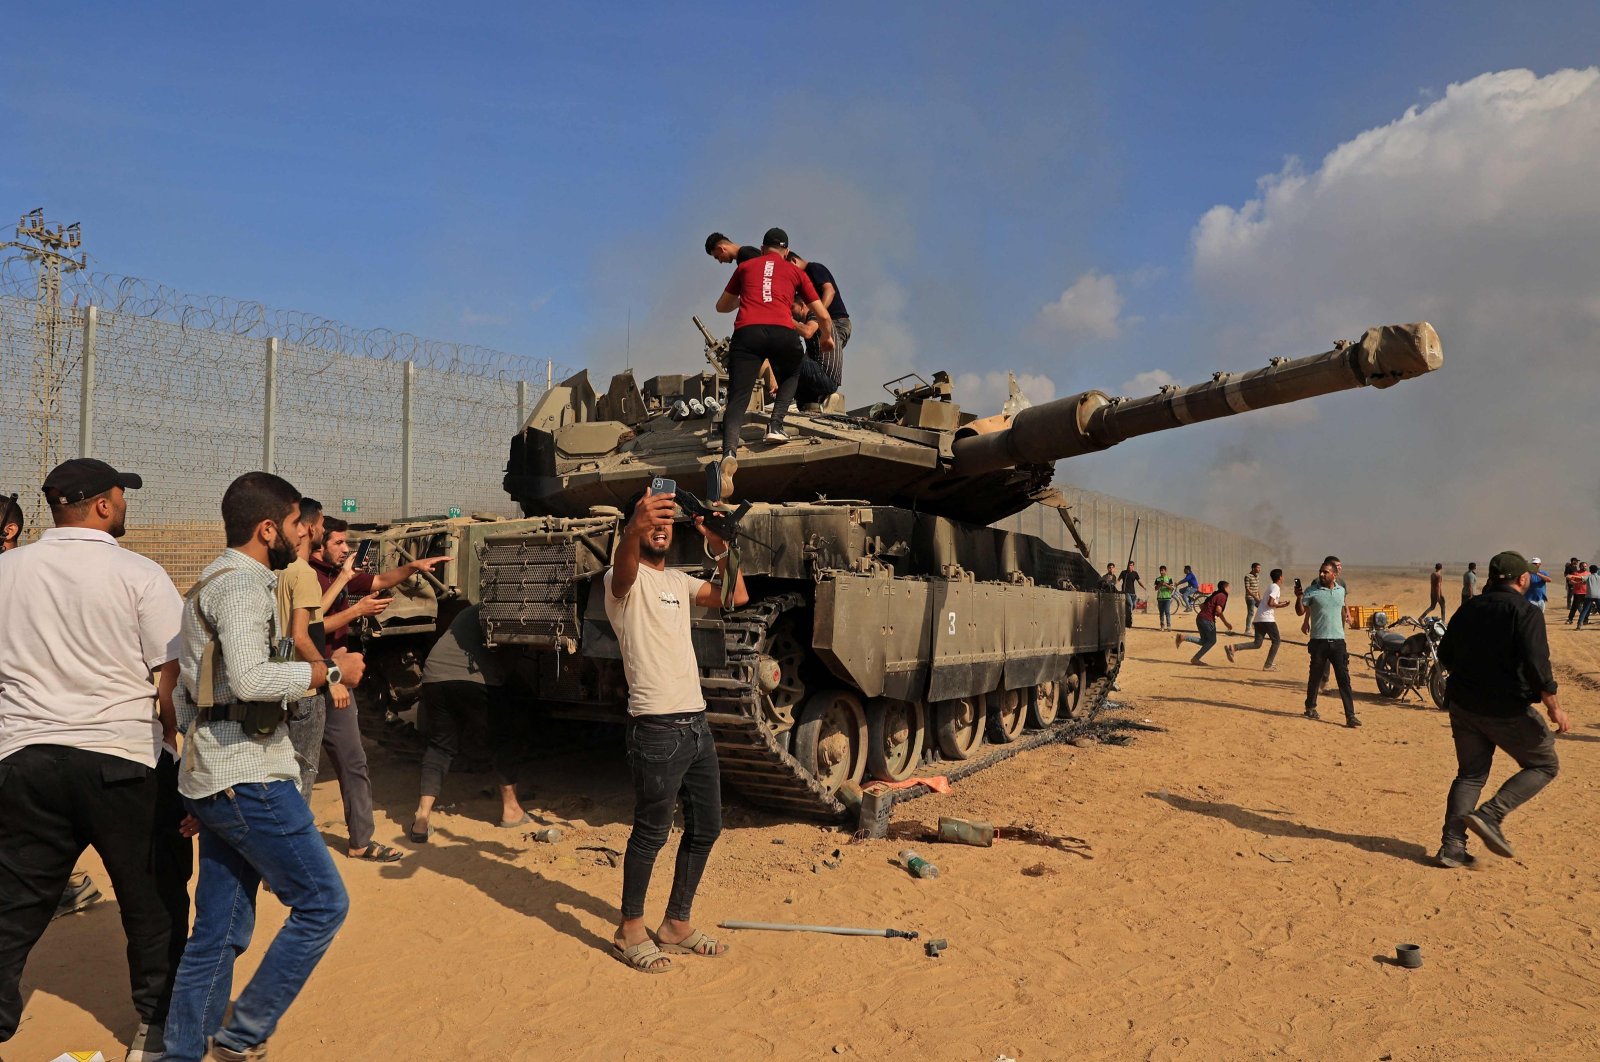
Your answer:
[164,473,365,1062]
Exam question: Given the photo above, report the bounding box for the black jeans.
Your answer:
[1306,638,1356,717]
[721,325,804,455]
[418,681,526,797]
[795,355,838,406]
[1441,704,1559,848]
[0,745,192,1041]
[621,713,722,922]
[1232,621,1281,667]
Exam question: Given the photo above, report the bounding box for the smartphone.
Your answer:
[354,539,375,569]
[1293,577,1303,594]
[650,476,677,496]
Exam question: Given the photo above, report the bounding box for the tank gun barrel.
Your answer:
[950,322,1441,476]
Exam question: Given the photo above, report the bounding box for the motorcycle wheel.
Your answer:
[1429,664,1448,710]
[1375,653,1403,698]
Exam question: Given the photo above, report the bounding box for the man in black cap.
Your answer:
[1434,549,1569,868]
[0,459,192,1061]
[712,227,834,471]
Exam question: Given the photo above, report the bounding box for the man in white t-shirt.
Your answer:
[603,485,746,973]
[1227,566,1287,671]
[0,459,191,1061]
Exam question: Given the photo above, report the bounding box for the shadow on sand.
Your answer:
[1149,790,1433,866]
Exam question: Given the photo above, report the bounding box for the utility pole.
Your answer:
[2,209,86,526]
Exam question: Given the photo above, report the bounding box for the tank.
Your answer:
[378,321,1442,823]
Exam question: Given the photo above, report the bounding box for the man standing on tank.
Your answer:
[1434,550,1568,868]
[604,486,747,973]
[1295,560,1360,727]
[713,228,834,458]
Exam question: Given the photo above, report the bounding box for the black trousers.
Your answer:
[1305,638,1356,717]
[621,713,722,922]
[1441,704,1559,848]
[417,681,528,798]
[0,745,192,1041]
[721,325,805,455]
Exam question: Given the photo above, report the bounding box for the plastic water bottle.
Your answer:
[900,849,940,879]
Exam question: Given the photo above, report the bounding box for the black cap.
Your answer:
[42,458,142,506]
[762,227,789,249]
[704,231,730,255]
[1487,550,1534,580]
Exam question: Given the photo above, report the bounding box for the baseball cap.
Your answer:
[1487,550,1535,580]
[42,458,142,506]
[762,227,789,249]
[1530,557,1541,565]
[704,231,729,255]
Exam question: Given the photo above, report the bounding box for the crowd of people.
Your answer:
[1129,549,1572,870]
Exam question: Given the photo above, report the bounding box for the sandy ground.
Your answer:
[13,567,1600,1061]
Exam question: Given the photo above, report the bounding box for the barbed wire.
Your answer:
[0,250,578,383]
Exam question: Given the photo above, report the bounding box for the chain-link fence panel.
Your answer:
[411,364,526,519]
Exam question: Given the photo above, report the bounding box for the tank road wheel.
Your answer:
[1063,659,1089,720]
[866,699,926,783]
[1028,680,1062,728]
[933,695,985,760]
[758,618,810,735]
[792,689,868,795]
[987,688,1027,744]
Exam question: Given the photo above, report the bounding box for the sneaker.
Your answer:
[1345,715,1363,728]
[763,428,790,444]
[1224,645,1236,663]
[1303,708,1320,720]
[127,1021,165,1062]
[1462,811,1515,858]
[718,456,737,500]
[53,872,102,919]
[210,1041,269,1061]
[1434,845,1477,869]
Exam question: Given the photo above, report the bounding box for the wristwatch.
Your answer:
[323,659,343,688]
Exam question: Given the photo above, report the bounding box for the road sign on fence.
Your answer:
[341,498,357,513]
[448,506,462,518]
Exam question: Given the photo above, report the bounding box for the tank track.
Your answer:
[700,592,1122,822]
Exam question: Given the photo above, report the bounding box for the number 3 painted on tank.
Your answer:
[948,611,957,635]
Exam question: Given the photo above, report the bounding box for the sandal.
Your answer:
[408,823,432,844]
[612,940,675,974]
[653,928,729,957]
[498,813,532,829]
[348,843,405,863]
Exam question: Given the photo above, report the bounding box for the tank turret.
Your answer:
[504,322,1442,525]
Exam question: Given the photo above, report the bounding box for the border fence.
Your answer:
[997,488,1275,602]
[2,249,573,588]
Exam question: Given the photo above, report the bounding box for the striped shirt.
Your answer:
[175,549,314,799]
[1244,572,1261,599]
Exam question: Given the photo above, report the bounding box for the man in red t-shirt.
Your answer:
[712,227,834,460]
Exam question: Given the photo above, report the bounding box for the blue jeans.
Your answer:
[1182,618,1218,659]
[165,781,349,1061]
[1157,597,1174,628]
[1578,598,1598,629]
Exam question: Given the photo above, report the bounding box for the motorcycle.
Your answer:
[1363,612,1447,709]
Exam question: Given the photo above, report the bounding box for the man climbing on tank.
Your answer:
[711,228,834,491]
[604,485,748,973]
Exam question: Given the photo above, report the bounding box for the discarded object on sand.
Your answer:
[899,849,941,878]
[528,827,564,843]
[937,816,995,847]
[720,920,919,940]
[1395,943,1423,969]
[577,845,622,867]
[924,938,949,958]
[889,819,1092,857]
[49,1054,106,1062]
[1020,862,1055,877]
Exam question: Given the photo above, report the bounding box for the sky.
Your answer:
[5,1,1600,564]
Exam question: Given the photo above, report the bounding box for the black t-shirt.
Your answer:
[804,261,848,319]
[1119,569,1141,593]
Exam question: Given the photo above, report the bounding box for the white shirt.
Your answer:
[1255,583,1283,625]
[602,564,708,716]
[0,527,183,767]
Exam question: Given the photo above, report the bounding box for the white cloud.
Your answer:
[1038,270,1124,339]
[1180,66,1600,561]
[1120,368,1178,394]
[951,370,1058,416]
[460,307,510,327]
